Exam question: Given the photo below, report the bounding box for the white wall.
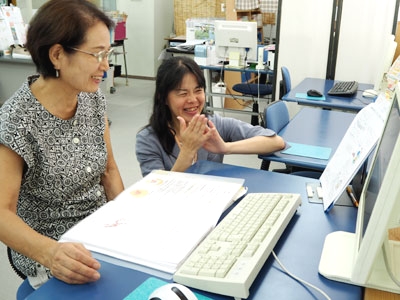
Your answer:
[276,0,333,99]
[277,0,397,93]
[116,0,174,78]
[335,0,396,83]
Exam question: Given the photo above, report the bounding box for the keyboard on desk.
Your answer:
[328,80,359,96]
[173,192,301,299]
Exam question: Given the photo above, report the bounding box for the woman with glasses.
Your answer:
[136,56,285,177]
[0,0,124,289]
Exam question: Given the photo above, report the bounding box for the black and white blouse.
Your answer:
[0,75,108,278]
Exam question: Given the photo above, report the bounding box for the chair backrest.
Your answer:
[281,66,291,95]
[264,100,290,133]
[17,279,34,300]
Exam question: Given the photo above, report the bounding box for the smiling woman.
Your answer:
[0,0,124,291]
[135,56,286,177]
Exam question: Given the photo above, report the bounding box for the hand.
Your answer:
[48,242,101,284]
[202,120,229,154]
[177,114,212,153]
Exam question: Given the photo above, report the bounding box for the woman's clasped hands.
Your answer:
[177,114,226,154]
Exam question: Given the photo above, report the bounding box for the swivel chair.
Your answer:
[232,71,273,126]
[260,99,323,178]
[280,66,291,99]
[17,279,34,300]
[260,100,290,171]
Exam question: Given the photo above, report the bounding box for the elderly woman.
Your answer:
[0,0,124,288]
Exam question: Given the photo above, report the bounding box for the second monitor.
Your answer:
[214,20,258,66]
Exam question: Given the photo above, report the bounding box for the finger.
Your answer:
[71,243,101,270]
[191,115,208,133]
[177,116,187,131]
[52,243,101,283]
[207,119,215,129]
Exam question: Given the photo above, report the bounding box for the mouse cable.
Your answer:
[272,251,332,300]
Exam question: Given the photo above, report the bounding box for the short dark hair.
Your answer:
[149,56,206,155]
[26,0,114,78]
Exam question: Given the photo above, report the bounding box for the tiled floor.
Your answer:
[1,76,282,299]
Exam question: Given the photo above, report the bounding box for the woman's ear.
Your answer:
[48,44,64,69]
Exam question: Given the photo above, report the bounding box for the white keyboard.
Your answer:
[173,192,302,299]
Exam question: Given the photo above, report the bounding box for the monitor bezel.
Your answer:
[351,85,400,284]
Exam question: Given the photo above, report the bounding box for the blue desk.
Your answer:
[283,77,374,112]
[259,107,356,171]
[27,161,362,300]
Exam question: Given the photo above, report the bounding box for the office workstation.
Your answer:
[25,86,400,300]
[24,160,362,300]
[2,0,400,300]
[282,77,375,112]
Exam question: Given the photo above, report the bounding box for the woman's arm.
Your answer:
[101,115,124,200]
[0,145,101,284]
[203,119,286,155]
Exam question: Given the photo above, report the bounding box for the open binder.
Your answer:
[60,170,245,276]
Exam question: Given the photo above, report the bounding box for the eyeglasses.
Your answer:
[68,47,114,63]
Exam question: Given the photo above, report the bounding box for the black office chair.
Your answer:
[232,71,273,126]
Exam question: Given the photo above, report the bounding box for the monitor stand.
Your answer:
[319,231,400,294]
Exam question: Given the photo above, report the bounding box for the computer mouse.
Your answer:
[148,283,198,300]
[307,89,323,97]
[362,89,378,98]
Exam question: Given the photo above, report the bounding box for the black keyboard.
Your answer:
[328,81,358,96]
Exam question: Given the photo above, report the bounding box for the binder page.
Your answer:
[320,97,391,211]
[60,170,244,274]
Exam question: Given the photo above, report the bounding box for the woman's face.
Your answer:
[166,73,205,125]
[59,21,111,94]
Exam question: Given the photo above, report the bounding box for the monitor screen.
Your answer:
[349,87,400,289]
[214,20,258,63]
[319,87,400,292]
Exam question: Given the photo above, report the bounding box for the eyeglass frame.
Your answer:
[67,46,114,63]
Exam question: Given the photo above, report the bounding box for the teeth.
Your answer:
[92,76,102,80]
[185,107,197,112]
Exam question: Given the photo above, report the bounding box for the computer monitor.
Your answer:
[319,84,400,293]
[214,20,258,64]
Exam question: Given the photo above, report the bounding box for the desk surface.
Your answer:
[27,161,362,300]
[259,107,356,170]
[283,77,374,111]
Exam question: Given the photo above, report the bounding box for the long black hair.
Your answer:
[148,56,206,156]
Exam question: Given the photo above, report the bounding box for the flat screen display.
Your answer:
[361,97,400,240]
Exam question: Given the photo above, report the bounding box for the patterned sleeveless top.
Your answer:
[0,75,108,277]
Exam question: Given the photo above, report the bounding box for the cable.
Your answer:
[272,251,332,300]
